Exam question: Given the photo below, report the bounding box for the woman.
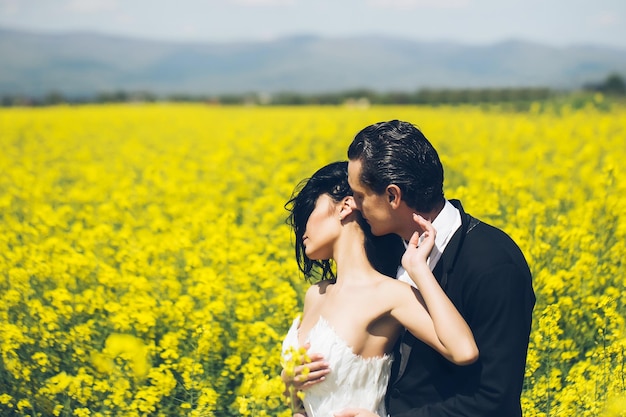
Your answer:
[281,161,478,417]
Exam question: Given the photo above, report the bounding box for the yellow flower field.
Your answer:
[0,102,625,417]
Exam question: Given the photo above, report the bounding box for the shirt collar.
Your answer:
[431,199,462,255]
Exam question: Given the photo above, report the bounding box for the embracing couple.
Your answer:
[281,120,535,417]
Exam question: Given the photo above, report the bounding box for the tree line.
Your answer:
[2,73,624,108]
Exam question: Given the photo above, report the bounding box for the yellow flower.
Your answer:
[1,102,625,416]
[73,407,91,417]
[17,398,32,411]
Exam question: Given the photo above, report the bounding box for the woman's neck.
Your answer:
[332,223,378,284]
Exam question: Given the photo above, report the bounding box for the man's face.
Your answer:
[348,159,395,236]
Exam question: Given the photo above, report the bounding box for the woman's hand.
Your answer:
[282,343,330,392]
[401,213,436,275]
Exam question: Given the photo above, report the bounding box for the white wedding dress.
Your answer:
[282,316,393,417]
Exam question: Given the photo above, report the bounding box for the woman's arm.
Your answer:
[390,214,478,365]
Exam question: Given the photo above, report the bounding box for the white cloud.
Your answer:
[66,0,119,13]
[368,0,470,10]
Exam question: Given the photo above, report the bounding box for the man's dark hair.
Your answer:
[286,161,403,281]
[347,120,445,213]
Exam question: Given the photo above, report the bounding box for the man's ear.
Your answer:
[386,185,402,208]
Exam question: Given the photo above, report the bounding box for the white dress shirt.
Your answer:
[396,200,462,287]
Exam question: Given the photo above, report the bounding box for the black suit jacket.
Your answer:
[388,199,535,417]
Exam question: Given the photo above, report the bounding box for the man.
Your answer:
[293,120,535,417]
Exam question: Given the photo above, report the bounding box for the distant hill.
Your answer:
[1,28,625,96]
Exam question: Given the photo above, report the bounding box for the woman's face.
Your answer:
[303,194,341,261]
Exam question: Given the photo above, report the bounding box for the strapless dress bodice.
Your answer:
[282,316,393,417]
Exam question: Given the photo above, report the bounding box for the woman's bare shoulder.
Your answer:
[376,277,420,302]
[378,276,414,291]
[305,279,335,299]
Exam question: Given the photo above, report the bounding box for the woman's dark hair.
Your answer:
[347,120,445,213]
[286,161,404,281]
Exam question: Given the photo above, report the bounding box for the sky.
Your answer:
[1,0,625,48]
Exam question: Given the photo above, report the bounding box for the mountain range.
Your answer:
[1,27,625,97]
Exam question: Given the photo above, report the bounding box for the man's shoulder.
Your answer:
[465,219,521,251]
[453,212,528,264]
[447,199,530,268]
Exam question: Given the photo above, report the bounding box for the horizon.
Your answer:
[1,24,625,51]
